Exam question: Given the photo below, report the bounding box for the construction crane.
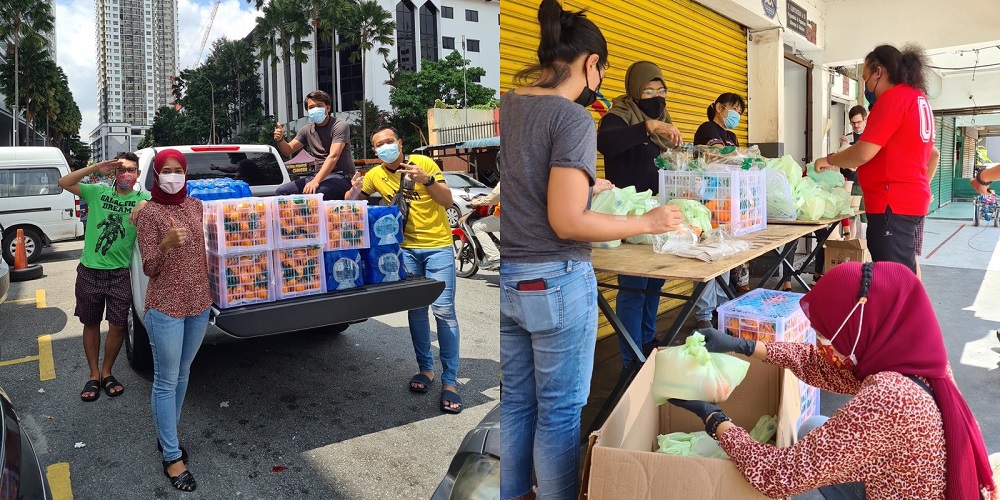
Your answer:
[193,1,222,69]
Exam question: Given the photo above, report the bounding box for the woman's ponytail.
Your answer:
[899,44,929,94]
[514,0,608,87]
[707,103,716,121]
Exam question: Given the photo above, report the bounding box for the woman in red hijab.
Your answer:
[135,149,212,492]
[670,261,995,499]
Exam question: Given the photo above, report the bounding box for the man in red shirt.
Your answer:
[816,44,940,273]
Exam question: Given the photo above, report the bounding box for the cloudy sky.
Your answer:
[55,0,263,139]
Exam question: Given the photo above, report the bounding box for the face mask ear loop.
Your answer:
[847,298,867,360]
[830,299,863,343]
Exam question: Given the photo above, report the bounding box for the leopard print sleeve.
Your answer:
[764,341,863,395]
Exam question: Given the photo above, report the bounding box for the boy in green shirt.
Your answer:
[58,152,150,401]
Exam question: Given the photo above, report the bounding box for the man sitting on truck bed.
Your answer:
[348,127,464,414]
[58,153,151,402]
[273,90,355,200]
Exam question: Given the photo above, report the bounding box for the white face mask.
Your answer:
[158,173,186,194]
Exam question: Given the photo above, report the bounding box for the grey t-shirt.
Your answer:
[294,117,356,179]
[500,91,596,263]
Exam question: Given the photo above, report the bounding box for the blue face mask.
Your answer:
[307,106,327,124]
[864,71,880,107]
[724,110,741,129]
[376,143,401,164]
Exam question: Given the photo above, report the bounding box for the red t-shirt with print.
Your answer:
[857,84,935,216]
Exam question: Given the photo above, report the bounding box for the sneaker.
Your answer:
[696,319,714,330]
[481,259,500,271]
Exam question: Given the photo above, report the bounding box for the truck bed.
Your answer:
[210,277,445,338]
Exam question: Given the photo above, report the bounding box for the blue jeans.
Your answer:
[401,247,460,388]
[798,416,867,499]
[145,308,210,462]
[615,275,665,367]
[500,261,597,500]
[694,271,731,321]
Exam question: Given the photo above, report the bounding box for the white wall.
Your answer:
[824,0,1000,65]
[696,0,825,50]
[929,69,1000,111]
[985,136,1000,164]
[784,60,808,164]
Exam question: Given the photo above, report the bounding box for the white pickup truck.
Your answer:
[124,145,444,370]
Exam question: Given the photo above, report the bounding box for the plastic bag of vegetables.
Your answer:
[666,199,713,236]
[590,188,633,248]
[652,331,750,404]
[764,169,796,221]
[807,162,845,189]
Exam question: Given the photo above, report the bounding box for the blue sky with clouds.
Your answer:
[55,0,263,139]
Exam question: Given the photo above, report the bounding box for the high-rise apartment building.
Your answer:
[91,0,178,161]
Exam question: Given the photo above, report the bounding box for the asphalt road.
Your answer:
[0,239,500,499]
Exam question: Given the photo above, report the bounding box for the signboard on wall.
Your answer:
[787,1,808,37]
[761,0,777,19]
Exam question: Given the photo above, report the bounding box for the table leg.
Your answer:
[717,274,737,300]
[597,292,644,366]
[756,242,796,288]
[798,222,836,278]
[585,363,641,437]
[658,281,708,347]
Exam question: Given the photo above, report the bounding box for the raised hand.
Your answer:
[273,122,284,142]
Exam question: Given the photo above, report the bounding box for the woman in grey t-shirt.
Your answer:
[498,2,682,499]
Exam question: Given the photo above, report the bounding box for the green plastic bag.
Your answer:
[656,414,778,460]
[652,332,751,404]
[807,162,845,189]
[765,155,804,189]
[590,188,633,248]
[666,199,713,236]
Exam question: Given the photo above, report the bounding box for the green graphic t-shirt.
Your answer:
[79,183,151,270]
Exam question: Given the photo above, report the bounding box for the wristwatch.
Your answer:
[706,411,733,440]
[423,176,436,187]
[976,170,990,186]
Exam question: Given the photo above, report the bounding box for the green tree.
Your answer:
[337,0,395,156]
[0,0,54,145]
[251,0,312,122]
[349,99,392,156]
[0,32,58,145]
[203,38,263,136]
[389,51,495,146]
[66,135,90,169]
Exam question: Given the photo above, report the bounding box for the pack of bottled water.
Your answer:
[187,178,252,201]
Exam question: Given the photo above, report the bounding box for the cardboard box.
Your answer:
[583,352,803,500]
[823,238,871,272]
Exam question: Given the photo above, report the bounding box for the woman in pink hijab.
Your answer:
[135,149,212,492]
[669,261,995,499]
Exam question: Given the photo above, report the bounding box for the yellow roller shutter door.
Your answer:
[501,0,749,341]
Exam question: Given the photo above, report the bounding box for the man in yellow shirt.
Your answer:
[348,127,463,413]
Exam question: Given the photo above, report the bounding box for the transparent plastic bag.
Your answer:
[652,332,751,404]
[666,199,713,236]
[625,198,661,245]
[764,169,796,220]
[653,224,700,254]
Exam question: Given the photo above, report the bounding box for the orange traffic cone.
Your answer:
[13,228,27,270]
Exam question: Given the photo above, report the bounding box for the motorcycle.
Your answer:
[452,195,500,278]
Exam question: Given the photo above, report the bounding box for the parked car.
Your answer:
[0,147,84,264]
[124,145,446,371]
[0,250,8,307]
[0,387,52,499]
[442,172,493,228]
[431,403,499,499]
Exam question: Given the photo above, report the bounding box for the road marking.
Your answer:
[35,289,46,308]
[0,335,57,381]
[7,297,35,304]
[925,224,965,259]
[46,462,73,500]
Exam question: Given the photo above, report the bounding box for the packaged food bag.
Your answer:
[652,332,750,404]
[367,205,405,246]
[590,188,634,248]
[324,250,364,291]
[361,245,407,284]
[807,162,845,189]
[667,199,713,236]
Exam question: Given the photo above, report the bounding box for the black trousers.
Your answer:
[865,206,922,274]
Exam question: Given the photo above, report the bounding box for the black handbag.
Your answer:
[388,159,414,228]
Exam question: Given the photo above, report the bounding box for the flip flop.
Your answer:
[409,373,433,394]
[440,390,463,414]
[101,375,124,397]
[80,379,100,402]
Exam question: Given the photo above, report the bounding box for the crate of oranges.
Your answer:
[272,194,325,248]
[207,251,275,308]
[273,245,326,299]
[716,288,814,343]
[203,198,273,254]
[658,169,766,236]
[324,200,370,250]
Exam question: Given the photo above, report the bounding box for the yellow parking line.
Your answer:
[35,289,46,308]
[46,462,73,500]
[0,355,38,368]
[37,335,55,381]
[7,297,35,304]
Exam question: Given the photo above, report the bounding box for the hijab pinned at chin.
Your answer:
[151,149,188,206]
[606,61,675,152]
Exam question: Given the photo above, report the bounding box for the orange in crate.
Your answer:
[273,245,327,299]
[273,195,325,248]
[324,201,370,250]
[716,289,814,344]
[208,251,274,308]
[204,199,272,254]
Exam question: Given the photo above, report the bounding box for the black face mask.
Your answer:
[574,57,603,107]
[636,96,666,119]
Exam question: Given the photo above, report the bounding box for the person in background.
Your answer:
[134,149,213,493]
[691,92,746,325]
[597,60,683,366]
[273,90,355,200]
[470,180,501,271]
[668,262,995,500]
[347,127,464,414]
[499,1,683,498]
[57,153,151,402]
[815,44,940,274]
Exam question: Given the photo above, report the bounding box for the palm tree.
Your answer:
[0,0,54,145]
[337,0,395,155]
[251,0,312,126]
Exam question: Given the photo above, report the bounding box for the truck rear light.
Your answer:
[75,197,81,218]
[190,146,241,152]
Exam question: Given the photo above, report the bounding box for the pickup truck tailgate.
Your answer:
[211,277,446,338]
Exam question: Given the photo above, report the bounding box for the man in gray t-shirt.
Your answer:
[274,89,356,200]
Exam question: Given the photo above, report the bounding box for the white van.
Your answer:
[0,147,84,264]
